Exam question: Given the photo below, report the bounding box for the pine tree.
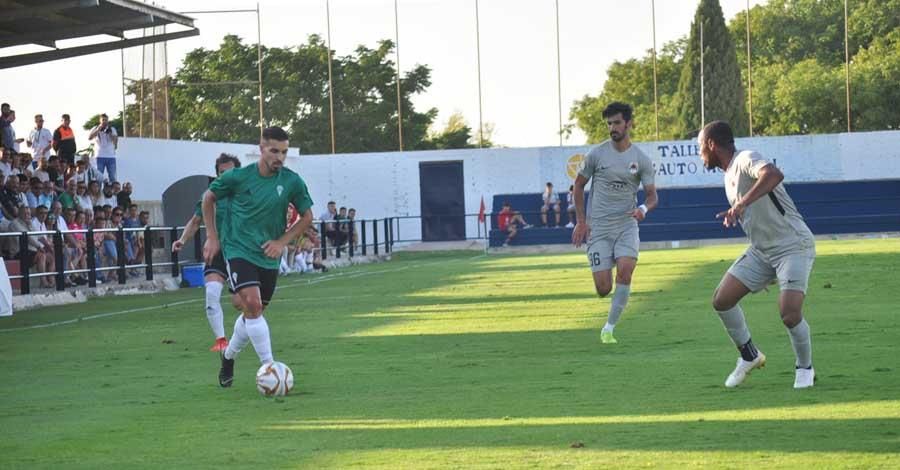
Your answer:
[675,0,748,138]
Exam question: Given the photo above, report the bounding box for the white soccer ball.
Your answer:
[256,361,294,397]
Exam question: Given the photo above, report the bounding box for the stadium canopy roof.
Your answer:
[0,0,198,69]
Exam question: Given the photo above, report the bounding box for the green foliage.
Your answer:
[675,0,747,138]
[129,35,453,153]
[569,39,685,142]
[420,111,494,150]
[573,0,899,139]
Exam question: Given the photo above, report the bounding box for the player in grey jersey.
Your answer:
[699,120,816,389]
[571,102,658,344]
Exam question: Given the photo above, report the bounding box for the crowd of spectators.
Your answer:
[1,103,146,288]
[279,201,363,275]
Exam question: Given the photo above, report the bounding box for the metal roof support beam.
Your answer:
[103,0,195,28]
[0,16,157,48]
[0,28,199,69]
[2,0,99,22]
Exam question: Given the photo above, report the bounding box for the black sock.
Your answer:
[738,339,759,362]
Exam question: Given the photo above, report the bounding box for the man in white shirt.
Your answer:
[27,114,53,161]
[88,113,118,183]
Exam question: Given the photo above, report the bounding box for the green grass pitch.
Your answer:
[1,239,898,468]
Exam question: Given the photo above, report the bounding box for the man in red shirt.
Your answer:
[497,201,530,247]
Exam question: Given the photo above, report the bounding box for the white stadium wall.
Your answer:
[119,130,900,239]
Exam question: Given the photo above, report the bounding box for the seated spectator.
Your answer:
[117,182,132,210]
[45,155,65,192]
[9,153,32,180]
[71,158,99,186]
[336,206,350,248]
[32,156,50,183]
[38,180,56,209]
[540,182,561,227]
[68,209,88,277]
[8,206,44,286]
[0,176,22,220]
[110,207,134,263]
[25,177,41,209]
[58,179,80,210]
[75,181,92,215]
[565,184,576,228]
[92,216,115,283]
[87,180,102,207]
[122,204,140,262]
[100,183,116,207]
[30,205,56,288]
[497,201,530,247]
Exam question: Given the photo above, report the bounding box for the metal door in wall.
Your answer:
[419,161,465,242]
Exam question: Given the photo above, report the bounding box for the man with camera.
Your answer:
[88,113,118,184]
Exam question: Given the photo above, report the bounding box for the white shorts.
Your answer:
[586,223,639,272]
[727,243,816,294]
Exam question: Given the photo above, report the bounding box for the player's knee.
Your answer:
[595,284,612,297]
[711,290,734,312]
[615,271,632,285]
[780,308,802,328]
[243,298,264,316]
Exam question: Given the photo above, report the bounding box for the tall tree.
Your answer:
[569,39,685,142]
[130,35,450,153]
[675,0,747,138]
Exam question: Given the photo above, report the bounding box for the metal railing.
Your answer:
[1,217,399,296]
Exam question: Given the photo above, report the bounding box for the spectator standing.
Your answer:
[319,200,339,248]
[27,114,53,161]
[2,110,24,152]
[348,208,359,249]
[45,156,65,191]
[0,149,11,183]
[336,206,349,247]
[52,114,77,167]
[565,185,577,228]
[88,113,118,183]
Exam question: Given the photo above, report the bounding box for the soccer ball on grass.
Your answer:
[256,361,294,397]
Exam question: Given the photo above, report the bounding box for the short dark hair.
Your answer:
[702,120,736,152]
[62,114,70,120]
[602,102,634,122]
[100,113,108,119]
[546,182,553,187]
[339,206,346,212]
[129,203,138,210]
[328,201,336,206]
[262,126,289,142]
[214,152,241,175]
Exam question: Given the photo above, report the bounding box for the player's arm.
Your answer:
[88,126,100,140]
[263,209,313,259]
[717,163,783,227]
[172,214,201,252]
[571,174,591,247]
[201,190,219,263]
[630,184,658,222]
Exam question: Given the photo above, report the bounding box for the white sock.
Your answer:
[223,314,249,360]
[295,253,307,272]
[787,318,813,368]
[716,305,751,347]
[244,316,274,364]
[205,281,226,339]
[605,283,631,330]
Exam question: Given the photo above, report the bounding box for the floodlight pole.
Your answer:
[699,19,705,127]
[843,0,851,132]
[326,0,336,154]
[394,0,403,151]
[120,45,127,138]
[139,28,145,137]
[745,0,753,136]
[651,0,659,140]
[555,0,562,146]
[257,3,264,139]
[164,25,170,139]
[475,0,484,148]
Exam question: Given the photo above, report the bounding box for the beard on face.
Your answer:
[610,131,623,142]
